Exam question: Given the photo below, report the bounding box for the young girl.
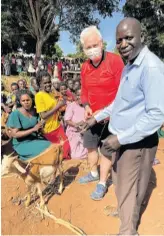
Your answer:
[17,79,27,90]
[64,89,88,159]
[35,70,70,159]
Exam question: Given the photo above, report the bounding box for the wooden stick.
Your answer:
[36,206,86,235]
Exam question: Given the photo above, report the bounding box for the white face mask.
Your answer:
[85,47,102,60]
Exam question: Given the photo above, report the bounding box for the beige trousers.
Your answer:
[112,133,158,235]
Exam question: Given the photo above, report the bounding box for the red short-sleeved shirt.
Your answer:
[80,51,124,113]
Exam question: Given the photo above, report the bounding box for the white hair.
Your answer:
[80,26,102,45]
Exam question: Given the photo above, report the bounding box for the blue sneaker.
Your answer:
[90,183,107,200]
[78,172,99,184]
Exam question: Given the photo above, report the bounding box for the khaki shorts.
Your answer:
[83,121,111,159]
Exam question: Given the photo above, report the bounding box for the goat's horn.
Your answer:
[13,160,26,174]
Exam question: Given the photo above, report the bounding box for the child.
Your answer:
[73,80,81,92]
[60,82,75,102]
[52,78,61,92]
[17,79,27,90]
[5,83,19,111]
[64,88,88,159]
[51,78,61,99]
[30,77,39,95]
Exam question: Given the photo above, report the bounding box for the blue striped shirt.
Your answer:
[95,46,164,145]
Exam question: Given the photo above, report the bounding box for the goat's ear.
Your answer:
[2,154,17,163]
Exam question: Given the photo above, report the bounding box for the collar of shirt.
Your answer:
[132,45,149,66]
[122,46,149,77]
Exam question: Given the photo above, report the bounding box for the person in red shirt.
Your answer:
[47,61,52,76]
[78,26,124,200]
[57,59,63,81]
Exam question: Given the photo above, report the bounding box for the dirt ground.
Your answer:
[1,138,164,235]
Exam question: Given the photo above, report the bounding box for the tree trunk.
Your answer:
[36,40,43,58]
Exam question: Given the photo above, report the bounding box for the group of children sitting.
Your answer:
[1,71,87,162]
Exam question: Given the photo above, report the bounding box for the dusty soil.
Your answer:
[1,139,164,235]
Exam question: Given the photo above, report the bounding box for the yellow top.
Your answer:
[11,94,16,103]
[2,91,16,104]
[35,91,60,134]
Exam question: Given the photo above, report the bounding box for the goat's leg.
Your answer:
[24,175,35,207]
[58,165,64,195]
[36,183,44,207]
[49,168,57,185]
[24,185,32,207]
[36,183,48,218]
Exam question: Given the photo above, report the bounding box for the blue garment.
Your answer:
[29,86,35,94]
[7,109,51,160]
[95,46,164,145]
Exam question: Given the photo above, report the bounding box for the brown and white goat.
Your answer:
[1,143,64,209]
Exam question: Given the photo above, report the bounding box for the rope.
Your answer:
[97,121,109,146]
[36,206,86,235]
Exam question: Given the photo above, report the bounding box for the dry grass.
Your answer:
[2,74,30,92]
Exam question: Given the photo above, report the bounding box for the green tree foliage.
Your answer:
[53,44,64,58]
[123,0,164,59]
[103,41,108,50]
[1,4,20,54]
[1,0,120,57]
[66,43,87,60]
[66,53,75,58]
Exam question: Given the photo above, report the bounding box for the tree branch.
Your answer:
[26,10,34,29]
[58,3,63,26]
[28,0,39,38]
[43,5,53,34]
[41,4,50,18]
[35,0,42,37]
[43,21,58,43]
[21,20,36,38]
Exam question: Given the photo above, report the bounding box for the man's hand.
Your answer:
[57,99,66,108]
[74,121,85,128]
[102,135,121,151]
[84,105,93,120]
[77,117,97,134]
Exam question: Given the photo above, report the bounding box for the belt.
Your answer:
[122,132,159,150]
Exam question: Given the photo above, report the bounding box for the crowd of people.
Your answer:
[1,68,86,161]
[1,54,83,78]
[1,17,164,235]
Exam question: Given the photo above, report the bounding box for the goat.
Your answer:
[1,143,64,210]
